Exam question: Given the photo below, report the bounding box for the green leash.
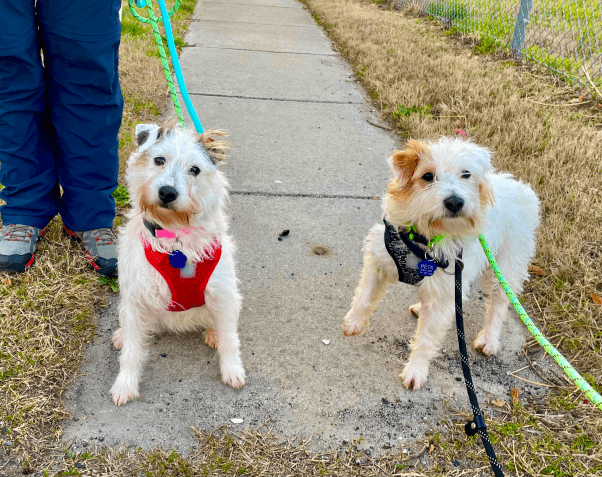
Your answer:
[128,0,185,128]
[479,235,602,411]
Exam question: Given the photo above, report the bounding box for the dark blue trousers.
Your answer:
[0,0,123,230]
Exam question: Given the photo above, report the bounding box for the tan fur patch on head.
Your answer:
[387,140,432,201]
[198,129,230,165]
[139,183,197,229]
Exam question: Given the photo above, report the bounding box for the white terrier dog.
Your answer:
[342,137,539,390]
[110,119,245,406]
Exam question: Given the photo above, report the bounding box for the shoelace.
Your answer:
[90,228,116,246]
[3,225,34,243]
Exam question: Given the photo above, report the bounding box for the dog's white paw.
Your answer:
[400,360,429,390]
[222,364,245,389]
[342,310,368,336]
[112,328,123,350]
[203,329,218,348]
[474,332,501,356]
[110,375,139,406]
[409,303,421,318]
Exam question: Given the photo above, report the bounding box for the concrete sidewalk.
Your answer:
[63,0,545,455]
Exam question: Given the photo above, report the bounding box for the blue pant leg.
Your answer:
[38,0,123,231]
[0,1,60,229]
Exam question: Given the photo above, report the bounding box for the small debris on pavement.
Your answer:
[322,339,330,345]
[275,180,282,183]
[231,418,244,424]
[491,399,506,407]
[278,229,290,241]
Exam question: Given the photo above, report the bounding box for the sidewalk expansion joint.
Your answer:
[188,92,362,105]
[191,19,318,28]
[231,191,380,200]
[198,2,301,9]
[186,45,337,57]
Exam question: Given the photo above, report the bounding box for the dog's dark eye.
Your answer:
[189,166,201,176]
[461,170,471,179]
[154,157,166,166]
[421,172,434,182]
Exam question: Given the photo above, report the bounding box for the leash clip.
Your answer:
[464,414,486,436]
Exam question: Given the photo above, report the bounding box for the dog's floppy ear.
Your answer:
[388,140,424,188]
[135,124,160,153]
[197,130,230,165]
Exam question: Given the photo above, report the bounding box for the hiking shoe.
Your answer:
[64,226,118,278]
[0,224,45,273]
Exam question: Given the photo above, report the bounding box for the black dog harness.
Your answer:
[383,218,449,285]
[383,219,504,476]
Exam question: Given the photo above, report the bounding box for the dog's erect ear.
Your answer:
[388,140,424,187]
[135,124,160,153]
[197,130,230,165]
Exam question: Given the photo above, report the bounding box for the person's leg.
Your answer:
[0,0,60,229]
[38,0,123,231]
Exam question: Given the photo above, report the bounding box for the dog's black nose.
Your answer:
[158,185,178,204]
[444,196,464,214]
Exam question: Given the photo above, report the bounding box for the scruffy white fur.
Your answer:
[342,137,540,390]
[110,120,245,406]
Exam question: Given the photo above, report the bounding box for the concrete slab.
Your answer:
[185,23,335,55]
[194,3,315,26]
[179,95,395,197]
[63,196,546,455]
[200,0,302,8]
[179,47,363,102]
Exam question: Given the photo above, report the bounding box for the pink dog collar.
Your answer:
[143,219,192,239]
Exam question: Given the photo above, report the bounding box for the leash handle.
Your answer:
[455,255,505,477]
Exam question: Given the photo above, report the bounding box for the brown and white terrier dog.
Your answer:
[342,137,540,390]
[111,119,245,406]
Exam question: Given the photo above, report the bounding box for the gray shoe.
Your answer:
[63,226,118,278]
[0,224,45,273]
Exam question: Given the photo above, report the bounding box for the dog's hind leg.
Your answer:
[203,328,218,348]
[110,306,150,406]
[474,254,523,356]
[205,287,245,389]
[343,253,392,336]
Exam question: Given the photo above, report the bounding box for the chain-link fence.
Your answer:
[396,0,602,98]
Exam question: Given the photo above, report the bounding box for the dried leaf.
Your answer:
[591,293,602,305]
[510,388,520,404]
[429,443,435,454]
[579,94,584,101]
[491,399,505,407]
[529,265,546,275]
[1,277,11,286]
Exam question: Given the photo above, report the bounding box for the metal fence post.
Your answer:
[511,0,533,56]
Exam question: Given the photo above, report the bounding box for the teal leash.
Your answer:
[129,0,204,133]
[479,235,602,411]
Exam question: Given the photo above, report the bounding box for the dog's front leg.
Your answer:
[110,305,150,406]
[401,290,454,390]
[343,252,392,336]
[205,287,245,389]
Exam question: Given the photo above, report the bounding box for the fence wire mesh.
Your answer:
[396,0,602,98]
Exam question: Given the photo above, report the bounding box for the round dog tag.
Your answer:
[418,259,437,277]
[169,250,187,269]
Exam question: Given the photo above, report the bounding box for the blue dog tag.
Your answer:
[418,259,437,277]
[169,250,187,269]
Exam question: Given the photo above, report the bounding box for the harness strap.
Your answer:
[454,253,504,477]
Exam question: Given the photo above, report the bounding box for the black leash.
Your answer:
[454,252,504,477]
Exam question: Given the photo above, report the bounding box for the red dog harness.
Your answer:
[143,243,222,312]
